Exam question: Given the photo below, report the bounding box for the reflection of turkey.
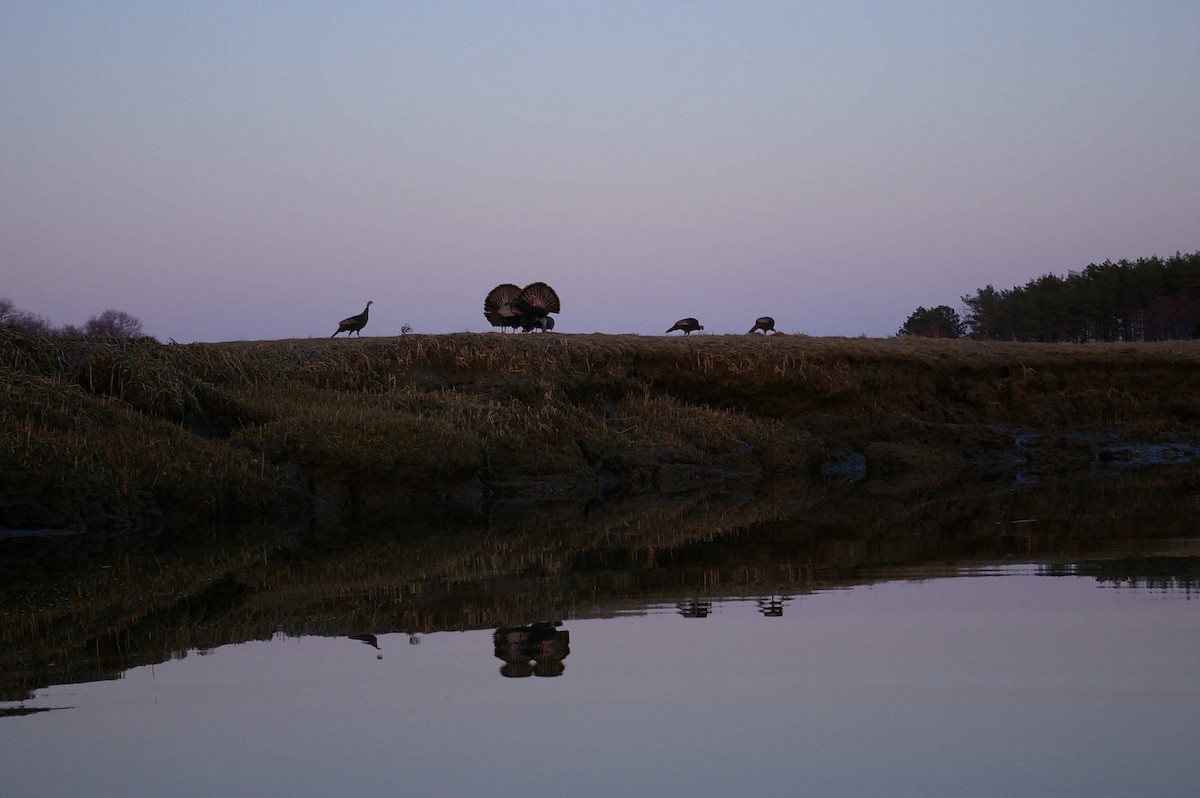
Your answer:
[493,621,571,678]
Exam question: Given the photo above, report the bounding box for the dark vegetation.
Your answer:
[897,305,966,338]
[3,326,1199,549]
[0,299,144,339]
[904,251,1200,342]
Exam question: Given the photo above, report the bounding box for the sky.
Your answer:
[3,1,1198,342]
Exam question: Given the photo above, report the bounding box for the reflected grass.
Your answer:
[4,464,1200,702]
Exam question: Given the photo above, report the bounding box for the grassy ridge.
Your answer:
[3,328,1200,541]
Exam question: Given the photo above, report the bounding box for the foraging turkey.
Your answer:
[331,301,372,337]
[748,316,776,334]
[484,282,560,332]
[666,317,704,335]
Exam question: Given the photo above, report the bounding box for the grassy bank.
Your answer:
[2,328,1199,542]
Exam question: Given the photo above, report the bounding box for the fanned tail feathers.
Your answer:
[484,283,525,327]
[484,284,523,315]
[483,282,560,330]
[519,282,561,314]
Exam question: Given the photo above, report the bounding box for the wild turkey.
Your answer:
[331,301,372,337]
[518,282,560,331]
[483,283,524,331]
[749,316,776,334]
[484,282,560,332]
[666,317,703,335]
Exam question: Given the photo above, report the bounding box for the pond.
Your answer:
[3,468,1200,796]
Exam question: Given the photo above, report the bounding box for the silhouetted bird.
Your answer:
[483,283,523,331]
[516,282,559,332]
[484,282,560,332]
[749,316,776,334]
[331,301,372,338]
[666,317,703,335]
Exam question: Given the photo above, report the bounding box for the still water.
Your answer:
[3,563,1199,797]
[3,469,1200,796]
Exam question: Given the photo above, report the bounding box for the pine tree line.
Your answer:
[902,251,1200,341]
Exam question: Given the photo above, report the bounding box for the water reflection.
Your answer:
[756,595,788,616]
[1055,557,1200,594]
[1,465,1199,703]
[678,595,790,616]
[349,633,380,649]
[6,569,1199,798]
[676,598,713,618]
[348,633,384,660]
[493,622,571,678]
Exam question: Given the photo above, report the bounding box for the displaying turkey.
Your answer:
[484,282,560,332]
[331,301,372,337]
[516,281,560,331]
[666,317,703,335]
[748,316,776,334]
[483,283,523,330]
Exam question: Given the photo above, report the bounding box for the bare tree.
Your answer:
[56,324,85,338]
[0,297,15,325]
[3,308,55,337]
[84,309,144,338]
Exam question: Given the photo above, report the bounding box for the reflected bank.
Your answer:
[2,464,1199,702]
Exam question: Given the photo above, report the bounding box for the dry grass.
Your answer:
[3,327,1199,539]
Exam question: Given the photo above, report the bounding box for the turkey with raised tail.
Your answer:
[748,316,776,334]
[483,284,524,331]
[484,282,560,332]
[666,317,703,335]
[331,301,372,338]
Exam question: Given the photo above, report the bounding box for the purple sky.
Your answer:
[3,2,1199,342]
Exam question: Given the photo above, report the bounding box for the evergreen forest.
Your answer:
[943,251,1200,342]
